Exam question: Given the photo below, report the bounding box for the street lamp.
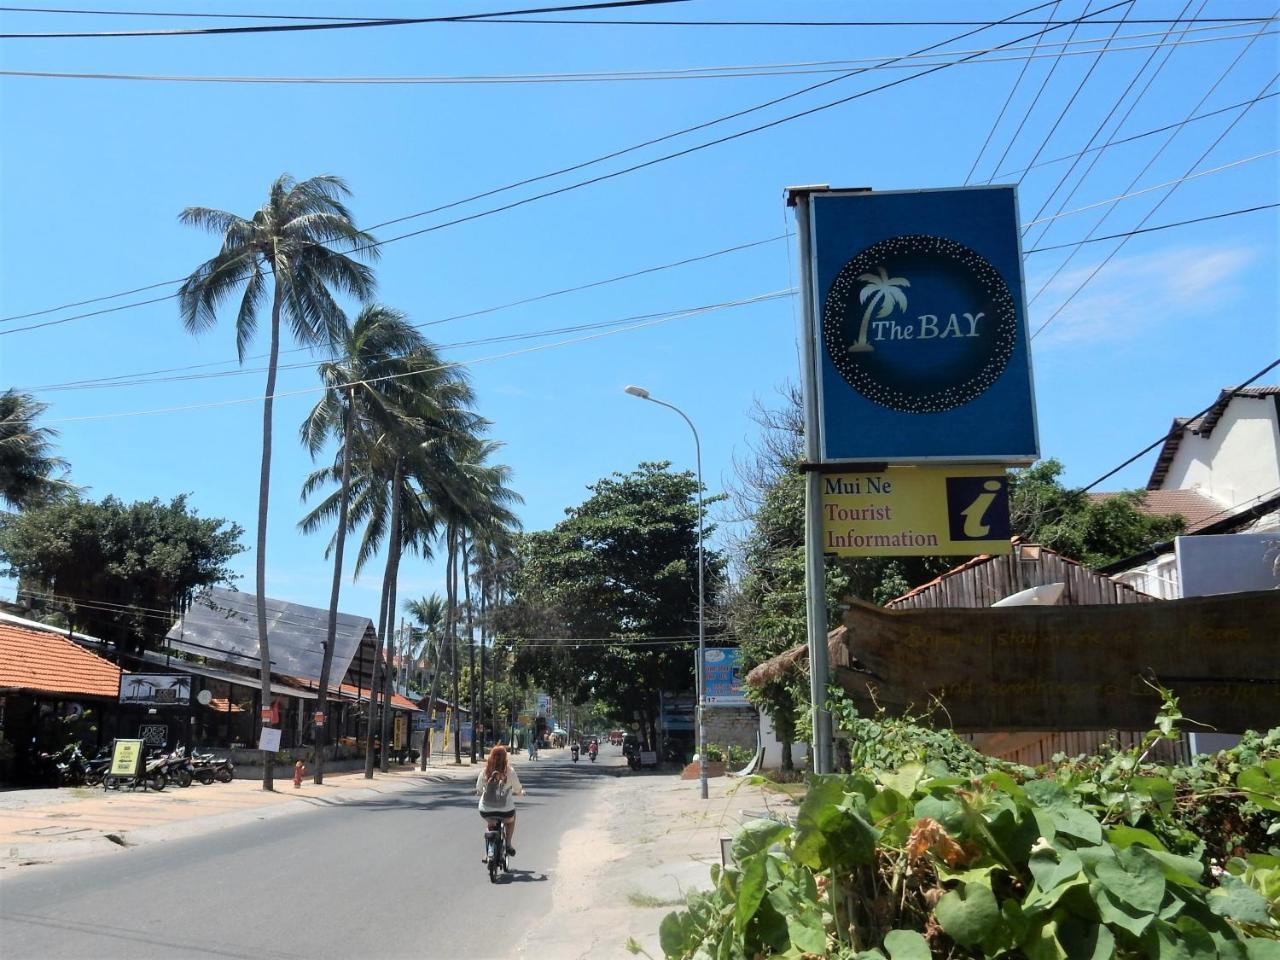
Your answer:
[624,384,708,801]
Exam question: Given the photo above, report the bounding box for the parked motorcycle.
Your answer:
[162,746,195,788]
[84,747,112,786]
[190,749,234,784]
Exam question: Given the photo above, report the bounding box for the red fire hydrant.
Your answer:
[293,760,305,789]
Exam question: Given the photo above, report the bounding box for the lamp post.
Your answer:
[624,385,708,801]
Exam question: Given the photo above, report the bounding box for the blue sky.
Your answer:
[1,0,1276,623]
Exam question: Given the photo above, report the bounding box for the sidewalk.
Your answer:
[516,768,800,960]
[0,758,478,871]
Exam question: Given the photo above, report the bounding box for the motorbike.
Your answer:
[482,815,509,884]
[571,743,579,762]
[162,746,195,788]
[84,747,112,786]
[190,749,235,784]
[52,745,92,786]
[588,741,598,762]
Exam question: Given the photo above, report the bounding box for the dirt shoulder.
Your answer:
[517,770,798,960]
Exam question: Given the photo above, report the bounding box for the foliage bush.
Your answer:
[657,693,1280,959]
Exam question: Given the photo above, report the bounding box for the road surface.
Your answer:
[1,748,622,960]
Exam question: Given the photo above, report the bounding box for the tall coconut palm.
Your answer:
[298,304,426,784]
[0,390,76,509]
[179,174,377,791]
[850,266,909,353]
[407,593,446,769]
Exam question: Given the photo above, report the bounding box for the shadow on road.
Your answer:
[495,868,548,885]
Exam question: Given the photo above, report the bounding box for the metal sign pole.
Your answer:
[789,186,833,775]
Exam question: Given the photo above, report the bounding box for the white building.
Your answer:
[1100,386,1280,599]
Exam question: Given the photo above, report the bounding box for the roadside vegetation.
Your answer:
[656,691,1280,959]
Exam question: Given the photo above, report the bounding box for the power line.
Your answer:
[0,0,688,38]
[40,289,793,423]
[1027,21,1277,307]
[1022,202,1279,253]
[4,22,1272,83]
[965,0,1063,185]
[0,7,1269,25]
[1031,70,1278,339]
[1079,358,1280,492]
[0,2,1125,336]
[16,234,787,389]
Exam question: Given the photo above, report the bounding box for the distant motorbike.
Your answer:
[588,740,598,762]
[571,743,579,762]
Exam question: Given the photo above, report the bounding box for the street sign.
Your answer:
[258,726,282,752]
[703,648,749,706]
[109,739,145,777]
[808,186,1038,463]
[821,465,1012,557]
[313,711,325,726]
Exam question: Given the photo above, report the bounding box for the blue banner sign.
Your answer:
[704,648,748,706]
[810,186,1038,463]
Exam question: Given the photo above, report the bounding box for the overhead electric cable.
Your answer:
[0,1,1127,336]
[1031,71,1279,340]
[40,288,794,423]
[1027,18,1277,306]
[965,0,1063,184]
[1021,202,1279,252]
[1014,0,1138,186]
[1079,358,1280,492]
[1022,0,1204,248]
[0,7,1268,24]
[5,22,1271,83]
[0,0,689,38]
[1021,0,1191,232]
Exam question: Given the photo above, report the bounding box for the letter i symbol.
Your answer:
[961,480,1003,538]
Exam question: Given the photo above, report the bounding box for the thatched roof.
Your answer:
[744,624,849,687]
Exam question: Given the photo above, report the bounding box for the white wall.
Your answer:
[758,708,808,771]
[1114,552,1181,599]
[1162,397,1280,505]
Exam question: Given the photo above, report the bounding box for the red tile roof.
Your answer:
[1089,488,1227,534]
[0,622,122,699]
[279,675,422,711]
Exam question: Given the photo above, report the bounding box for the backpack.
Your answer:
[482,771,511,807]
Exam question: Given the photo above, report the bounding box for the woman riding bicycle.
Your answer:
[476,744,524,855]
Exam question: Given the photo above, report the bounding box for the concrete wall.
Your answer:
[758,709,809,772]
[1163,397,1280,506]
[704,706,758,752]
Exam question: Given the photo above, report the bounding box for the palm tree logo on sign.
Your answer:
[848,266,909,353]
[822,234,1018,415]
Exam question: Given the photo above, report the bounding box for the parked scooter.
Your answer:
[162,745,195,788]
[84,747,112,786]
[190,749,235,784]
[53,745,93,786]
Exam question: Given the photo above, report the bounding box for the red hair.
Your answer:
[484,744,508,779]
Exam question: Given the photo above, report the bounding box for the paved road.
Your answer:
[0,748,624,960]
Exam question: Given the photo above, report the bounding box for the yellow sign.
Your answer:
[110,738,145,777]
[821,465,1012,557]
[394,714,406,750]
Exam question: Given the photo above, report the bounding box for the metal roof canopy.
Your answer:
[165,587,372,686]
[138,650,317,700]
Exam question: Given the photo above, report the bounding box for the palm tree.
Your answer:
[179,174,377,791]
[850,266,909,353]
[298,303,426,784]
[0,391,76,509]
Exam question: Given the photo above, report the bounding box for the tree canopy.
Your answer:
[501,462,724,744]
[0,494,245,654]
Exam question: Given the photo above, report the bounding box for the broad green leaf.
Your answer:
[1091,882,1157,938]
[868,786,910,826]
[1029,846,1085,893]
[659,910,693,958]
[1208,873,1273,926]
[1239,765,1280,812]
[785,912,827,955]
[731,818,790,863]
[1022,919,1069,960]
[1107,825,1168,851]
[1246,941,1280,960]
[1093,846,1166,915]
[1142,916,1216,960]
[935,883,1001,949]
[1025,778,1073,810]
[1050,807,1104,846]
[1055,914,1116,960]
[914,793,964,831]
[878,762,925,797]
[882,929,931,960]
[733,856,768,937]
[1132,776,1176,811]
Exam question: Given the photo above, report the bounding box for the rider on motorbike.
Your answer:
[476,744,524,856]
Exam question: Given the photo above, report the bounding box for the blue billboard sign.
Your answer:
[810,186,1038,463]
[703,647,748,706]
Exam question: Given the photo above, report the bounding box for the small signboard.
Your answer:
[313,711,325,727]
[704,648,749,706]
[821,465,1012,557]
[138,724,168,746]
[110,738,146,777]
[258,726,282,753]
[119,674,192,707]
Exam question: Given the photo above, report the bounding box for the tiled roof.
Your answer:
[278,675,422,711]
[1089,489,1228,534]
[0,622,122,698]
[1148,386,1280,489]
